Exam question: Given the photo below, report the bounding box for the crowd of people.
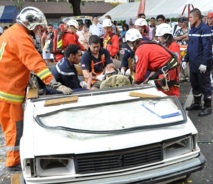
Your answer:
[0,6,213,171]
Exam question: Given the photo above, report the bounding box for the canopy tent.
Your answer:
[0,6,19,23]
[99,0,213,21]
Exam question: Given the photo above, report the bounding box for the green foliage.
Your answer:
[14,0,23,11]
[171,17,178,22]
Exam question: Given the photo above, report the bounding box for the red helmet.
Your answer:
[208,12,213,18]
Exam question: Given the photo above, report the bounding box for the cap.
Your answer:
[178,16,187,23]
[208,12,213,18]
[0,26,3,34]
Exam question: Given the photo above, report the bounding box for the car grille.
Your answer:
[74,143,163,174]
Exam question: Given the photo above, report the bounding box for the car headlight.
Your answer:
[163,135,195,159]
[35,156,75,177]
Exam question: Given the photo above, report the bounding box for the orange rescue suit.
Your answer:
[0,24,54,167]
[103,32,119,57]
[134,43,179,97]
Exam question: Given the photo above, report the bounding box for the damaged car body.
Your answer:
[20,85,205,184]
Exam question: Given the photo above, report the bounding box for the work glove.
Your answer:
[120,68,126,75]
[80,81,88,89]
[96,74,105,81]
[198,64,207,73]
[182,62,187,69]
[55,85,73,95]
[50,79,73,95]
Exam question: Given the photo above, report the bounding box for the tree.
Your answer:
[69,0,81,16]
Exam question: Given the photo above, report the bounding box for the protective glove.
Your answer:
[55,85,73,95]
[199,64,207,73]
[50,79,73,94]
[96,74,105,81]
[182,62,187,69]
[120,68,126,75]
[80,81,88,89]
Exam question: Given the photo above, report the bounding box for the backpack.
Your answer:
[49,25,65,54]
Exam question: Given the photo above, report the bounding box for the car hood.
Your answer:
[22,87,198,157]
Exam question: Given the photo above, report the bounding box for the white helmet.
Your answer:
[67,19,79,29]
[125,28,142,42]
[134,18,148,26]
[16,7,47,31]
[102,19,113,27]
[155,23,172,36]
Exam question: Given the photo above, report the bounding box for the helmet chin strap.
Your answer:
[30,30,36,38]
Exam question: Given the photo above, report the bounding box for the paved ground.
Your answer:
[0,81,212,184]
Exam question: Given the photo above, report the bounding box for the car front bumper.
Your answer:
[24,152,205,184]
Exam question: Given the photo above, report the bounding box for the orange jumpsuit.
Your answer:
[134,43,179,97]
[0,24,54,167]
[103,32,119,58]
[55,32,86,62]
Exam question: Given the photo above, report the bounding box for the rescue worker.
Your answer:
[134,18,150,40]
[81,35,113,89]
[155,23,180,61]
[0,7,72,171]
[52,44,91,91]
[182,8,212,117]
[55,19,86,62]
[125,28,179,97]
[102,18,119,59]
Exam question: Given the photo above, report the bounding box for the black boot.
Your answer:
[198,98,212,117]
[186,96,202,111]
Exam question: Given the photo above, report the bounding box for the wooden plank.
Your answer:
[11,173,20,184]
[129,91,160,98]
[26,88,39,99]
[44,96,78,106]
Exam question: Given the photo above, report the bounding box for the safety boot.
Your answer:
[7,164,21,172]
[185,96,202,111]
[198,99,212,117]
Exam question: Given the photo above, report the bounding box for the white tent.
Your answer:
[100,0,213,21]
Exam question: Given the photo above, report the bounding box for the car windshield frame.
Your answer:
[35,96,187,134]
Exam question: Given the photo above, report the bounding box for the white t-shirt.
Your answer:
[89,23,104,37]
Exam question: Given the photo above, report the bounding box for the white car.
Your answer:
[20,85,205,184]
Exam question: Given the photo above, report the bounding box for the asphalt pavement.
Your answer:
[0,81,212,184]
[179,81,213,184]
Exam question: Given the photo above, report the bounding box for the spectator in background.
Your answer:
[120,24,129,43]
[78,24,92,51]
[173,16,190,82]
[152,14,166,41]
[89,14,104,47]
[174,16,189,45]
[128,18,134,28]
[138,13,146,19]
[156,14,166,25]
[41,24,54,63]
[3,26,8,31]
[0,26,3,36]
[148,17,156,40]
[202,15,207,24]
